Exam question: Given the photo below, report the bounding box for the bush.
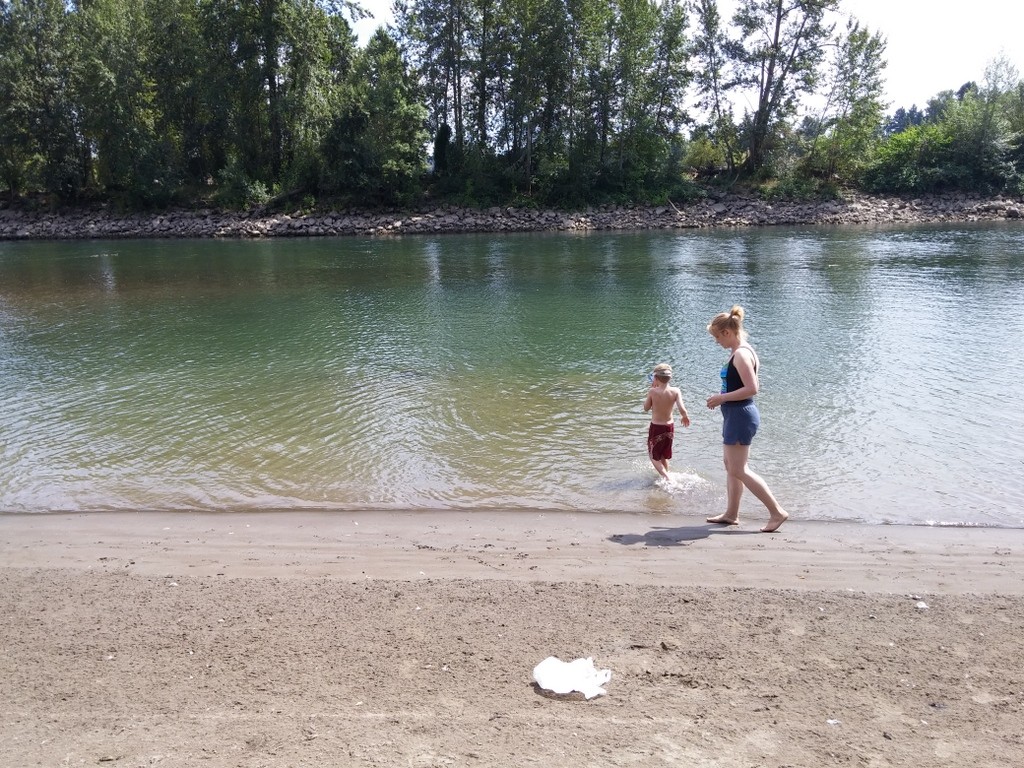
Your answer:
[215,157,271,209]
[760,174,840,201]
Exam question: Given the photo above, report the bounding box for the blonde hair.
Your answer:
[652,363,672,382]
[707,305,748,341]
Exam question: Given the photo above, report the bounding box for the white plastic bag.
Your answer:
[532,656,612,699]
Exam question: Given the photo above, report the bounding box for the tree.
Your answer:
[938,59,1017,192]
[804,18,887,181]
[533,0,614,202]
[467,0,498,149]
[277,6,357,192]
[323,29,428,203]
[0,1,36,197]
[192,0,359,201]
[1004,78,1024,190]
[146,0,214,188]
[394,0,470,156]
[0,0,86,199]
[607,0,691,198]
[691,0,740,176]
[864,60,1018,196]
[75,0,165,201]
[611,0,659,172]
[730,0,840,174]
[884,105,924,136]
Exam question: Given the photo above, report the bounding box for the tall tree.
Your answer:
[493,0,544,181]
[1004,77,1024,187]
[75,0,163,199]
[806,18,887,181]
[580,0,617,168]
[195,0,359,192]
[324,28,427,203]
[691,0,740,175]
[147,0,213,187]
[394,0,470,154]
[277,3,357,189]
[546,0,615,200]
[648,0,690,138]
[731,0,839,173]
[611,0,659,173]
[945,56,1019,191]
[565,0,610,167]
[198,0,269,182]
[467,0,498,149]
[0,0,35,197]
[0,0,86,199]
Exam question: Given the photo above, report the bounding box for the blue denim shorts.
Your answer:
[721,400,760,445]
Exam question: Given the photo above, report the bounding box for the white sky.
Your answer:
[352,0,1024,112]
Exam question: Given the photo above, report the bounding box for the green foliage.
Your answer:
[75,0,165,202]
[0,3,35,197]
[215,157,271,209]
[731,0,842,173]
[861,123,949,193]
[865,81,1018,194]
[885,106,925,136]
[317,29,428,205]
[759,174,840,201]
[685,135,728,176]
[0,0,87,200]
[802,19,887,184]
[0,0,1021,208]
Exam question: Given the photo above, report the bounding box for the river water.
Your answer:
[1,224,1022,527]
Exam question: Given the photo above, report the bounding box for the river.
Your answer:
[1,223,1022,526]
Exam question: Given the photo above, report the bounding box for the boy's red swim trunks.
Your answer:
[647,422,674,461]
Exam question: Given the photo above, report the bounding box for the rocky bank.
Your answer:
[1,191,1022,240]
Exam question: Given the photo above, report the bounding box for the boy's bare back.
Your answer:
[645,383,689,425]
[643,364,690,427]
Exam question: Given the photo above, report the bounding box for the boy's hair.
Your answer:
[652,363,672,382]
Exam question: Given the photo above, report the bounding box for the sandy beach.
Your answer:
[2,510,1023,767]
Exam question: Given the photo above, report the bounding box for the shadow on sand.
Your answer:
[608,523,760,547]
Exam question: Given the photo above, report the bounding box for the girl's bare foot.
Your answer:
[706,514,739,526]
[760,510,789,533]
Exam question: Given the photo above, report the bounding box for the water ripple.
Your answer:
[2,228,1023,526]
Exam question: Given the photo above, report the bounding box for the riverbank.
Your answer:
[2,191,1022,240]
[2,510,1023,767]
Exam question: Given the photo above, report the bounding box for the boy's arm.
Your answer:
[675,388,690,427]
[642,390,653,413]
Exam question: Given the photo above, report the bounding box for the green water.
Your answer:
[2,225,1023,526]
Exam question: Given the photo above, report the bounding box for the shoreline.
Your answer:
[4,509,1023,595]
[2,191,1022,240]
[3,509,1023,767]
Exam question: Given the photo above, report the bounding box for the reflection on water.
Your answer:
[1,224,1023,527]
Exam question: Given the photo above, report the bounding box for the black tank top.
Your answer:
[720,347,758,394]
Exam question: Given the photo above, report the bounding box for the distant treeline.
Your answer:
[1,0,1022,210]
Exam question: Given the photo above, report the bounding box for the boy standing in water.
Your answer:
[643,363,690,481]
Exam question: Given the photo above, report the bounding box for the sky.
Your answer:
[351,0,1024,112]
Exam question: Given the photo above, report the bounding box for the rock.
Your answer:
[2,193,1022,239]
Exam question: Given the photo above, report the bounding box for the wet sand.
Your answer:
[2,510,1023,767]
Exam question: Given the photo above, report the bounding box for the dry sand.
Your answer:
[2,510,1023,767]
